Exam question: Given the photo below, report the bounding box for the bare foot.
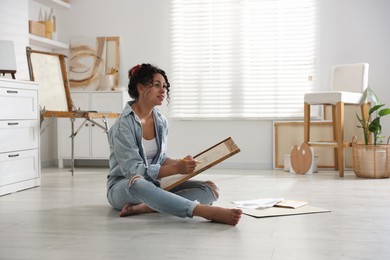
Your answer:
[193,205,243,226]
[119,203,155,217]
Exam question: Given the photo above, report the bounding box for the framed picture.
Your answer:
[69,36,120,90]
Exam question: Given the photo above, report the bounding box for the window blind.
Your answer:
[169,0,318,119]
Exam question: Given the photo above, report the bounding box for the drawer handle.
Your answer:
[7,122,19,126]
[7,90,18,94]
[8,153,20,158]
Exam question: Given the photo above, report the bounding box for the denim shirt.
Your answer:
[107,101,169,190]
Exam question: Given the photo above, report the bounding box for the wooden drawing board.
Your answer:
[161,137,241,190]
[274,121,335,169]
[274,114,365,170]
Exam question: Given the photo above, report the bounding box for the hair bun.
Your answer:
[129,64,142,79]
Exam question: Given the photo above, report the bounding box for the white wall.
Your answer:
[49,0,390,169]
[56,0,171,84]
[319,0,390,134]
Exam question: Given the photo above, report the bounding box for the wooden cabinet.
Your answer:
[57,89,130,167]
[0,79,40,196]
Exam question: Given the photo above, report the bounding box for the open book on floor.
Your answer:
[274,200,308,209]
[160,137,240,190]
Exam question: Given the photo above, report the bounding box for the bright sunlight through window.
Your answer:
[169,0,318,119]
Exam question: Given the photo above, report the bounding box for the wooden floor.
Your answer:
[1,167,390,260]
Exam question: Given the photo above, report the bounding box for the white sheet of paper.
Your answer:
[232,198,284,209]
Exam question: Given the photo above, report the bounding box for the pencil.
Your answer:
[180,158,201,164]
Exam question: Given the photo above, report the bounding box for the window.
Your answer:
[169,0,318,119]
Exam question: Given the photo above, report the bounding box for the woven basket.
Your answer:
[352,137,390,178]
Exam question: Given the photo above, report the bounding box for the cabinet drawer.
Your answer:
[0,149,39,186]
[0,87,38,120]
[0,120,39,153]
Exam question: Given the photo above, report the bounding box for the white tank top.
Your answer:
[142,138,158,164]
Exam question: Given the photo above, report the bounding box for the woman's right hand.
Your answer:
[158,156,199,178]
[177,155,197,174]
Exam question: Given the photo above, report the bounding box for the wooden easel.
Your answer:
[26,47,119,175]
[0,70,16,79]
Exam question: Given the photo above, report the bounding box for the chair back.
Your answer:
[332,63,369,93]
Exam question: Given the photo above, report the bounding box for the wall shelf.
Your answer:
[29,34,69,50]
[29,0,70,50]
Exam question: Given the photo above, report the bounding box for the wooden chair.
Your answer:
[304,63,369,177]
[26,47,119,175]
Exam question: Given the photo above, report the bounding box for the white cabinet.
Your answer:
[0,79,40,196]
[57,89,130,167]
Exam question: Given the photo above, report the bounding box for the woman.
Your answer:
[106,63,242,225]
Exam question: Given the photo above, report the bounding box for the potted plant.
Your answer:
[353,87,390,178]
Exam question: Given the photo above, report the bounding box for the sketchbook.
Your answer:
[160,137,241,190]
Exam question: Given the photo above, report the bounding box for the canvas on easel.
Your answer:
[26,47,120,175]
[26,47,120,119]
[161,137,241,190]
[0,40,17,79]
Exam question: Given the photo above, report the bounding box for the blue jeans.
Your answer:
[107,177,218,218]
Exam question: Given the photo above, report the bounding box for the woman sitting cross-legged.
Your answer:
[106,63,242,226]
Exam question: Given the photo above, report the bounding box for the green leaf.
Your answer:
[367,87,380,104]
[378,108,390,117]
[360,87,380,105]
[369,104,384,115]
[368,117,380,133]
[360,88,368,104]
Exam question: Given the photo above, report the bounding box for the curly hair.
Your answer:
[128,63,170,102]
